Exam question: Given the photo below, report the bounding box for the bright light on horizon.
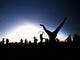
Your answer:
[0,24,67,42]
[57,32,67,41]
[3,24,42,42]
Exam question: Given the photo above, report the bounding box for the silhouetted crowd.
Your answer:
[0,33,80,48]
[0,17,80,58]
[0,17,80,48]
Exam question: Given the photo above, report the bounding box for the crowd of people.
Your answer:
[0,17,80,48]
[0,17,80,58]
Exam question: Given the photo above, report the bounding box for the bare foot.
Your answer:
[40,24,44,26]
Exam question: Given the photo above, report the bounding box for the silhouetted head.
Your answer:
[34,36,36,39]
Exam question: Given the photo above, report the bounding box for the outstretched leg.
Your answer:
[52,17,67,35]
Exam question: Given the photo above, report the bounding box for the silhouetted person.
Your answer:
[40,17,67,43]
[29,41,31,45]
[24,39,28,45]
[34,36,38,45]
[40,33,44,43]
[73,34,80,46]
[5,38,9,45]
[2,38,5,44]
[15,42,18,45]
[20,38,23,44]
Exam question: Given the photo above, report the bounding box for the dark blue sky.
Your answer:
[0,0,80,38]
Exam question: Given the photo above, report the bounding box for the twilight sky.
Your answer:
[0,0,80,42]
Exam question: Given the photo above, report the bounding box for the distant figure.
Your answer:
[29,41,31,45]
[40,17,67,43]
[34,36,38,44]
[24,39,28,45]
[40,33,44,43]
[2,38,5,44]
[15,42,18,45]
[73,34,80,44]
[20,38,23,44]
[6,38,9,44]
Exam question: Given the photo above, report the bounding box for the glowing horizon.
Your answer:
[0,24,48,42]
[0,24,67,43]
